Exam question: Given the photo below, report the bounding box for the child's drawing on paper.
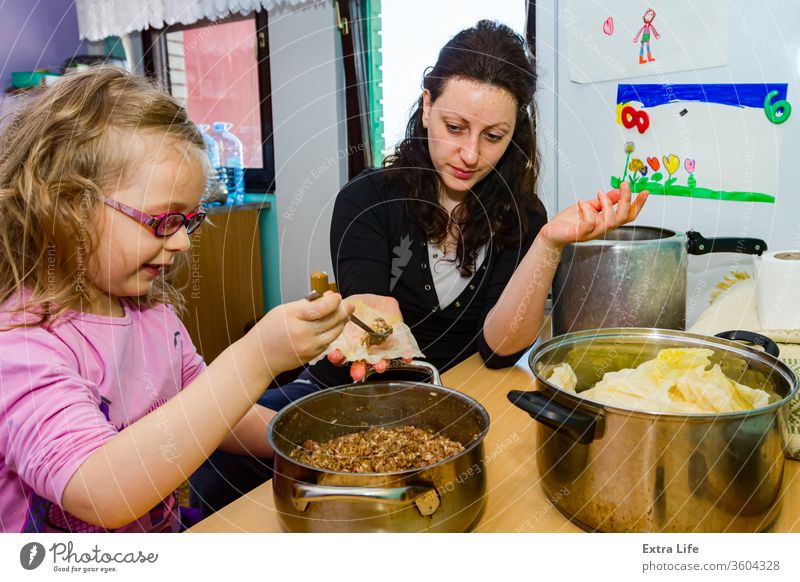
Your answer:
[611,84,791,204]
[633,8,660,64]
[566,0,728,84]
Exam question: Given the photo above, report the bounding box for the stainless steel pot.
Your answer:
[267,362,490,532]
[508,328,798,533]
[551,227,767,335]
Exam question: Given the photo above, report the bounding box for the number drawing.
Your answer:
[602,17,614,36]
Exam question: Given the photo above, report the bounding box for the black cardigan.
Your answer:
[329,167,547,373]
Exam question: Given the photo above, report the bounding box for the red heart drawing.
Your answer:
[647,156,660,171]
[603,17,614,36]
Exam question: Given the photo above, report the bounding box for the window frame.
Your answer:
[360,1,536,167]
[141,11,276,193]
[337,0,370,178]
[526,0,536,57]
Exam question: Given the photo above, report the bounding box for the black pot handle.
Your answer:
[507,390,597,444]
[686,231,767,256]
[714,330,780,358]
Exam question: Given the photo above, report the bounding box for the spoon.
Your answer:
[348,313,392,345]
[305,291,392,344]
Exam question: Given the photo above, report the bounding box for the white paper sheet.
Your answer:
[565,0,728,84]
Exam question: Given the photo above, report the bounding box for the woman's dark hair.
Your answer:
[383,19,542,276]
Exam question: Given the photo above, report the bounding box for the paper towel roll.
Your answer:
[754,251,800,330]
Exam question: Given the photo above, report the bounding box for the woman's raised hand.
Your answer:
[540,181,648,249]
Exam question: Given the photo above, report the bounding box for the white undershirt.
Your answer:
[427,242,488,310]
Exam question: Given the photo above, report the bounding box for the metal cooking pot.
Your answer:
[267,361,490,532]
[551,227,767,335]
[508,328,798,533]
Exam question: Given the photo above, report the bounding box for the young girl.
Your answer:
[0,66,350,532]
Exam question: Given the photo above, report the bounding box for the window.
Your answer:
[373,1,529,163]
[142,12,275,191]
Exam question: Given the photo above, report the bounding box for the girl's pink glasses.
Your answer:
[102,196,207,237]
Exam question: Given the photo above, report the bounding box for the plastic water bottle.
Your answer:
[212,121,245,205]
[198,124,226,205]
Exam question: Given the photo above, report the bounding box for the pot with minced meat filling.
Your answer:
[268,362,489,532]
[291,426,465,473]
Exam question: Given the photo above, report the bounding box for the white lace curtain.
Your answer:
[76,0,319,41]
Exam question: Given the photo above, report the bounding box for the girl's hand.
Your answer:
[327,293,413,382]
[540,181,648,249]
[249,292,352,374]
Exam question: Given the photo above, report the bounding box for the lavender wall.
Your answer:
[0,0,86,90]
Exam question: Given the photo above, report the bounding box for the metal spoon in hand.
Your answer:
[305,291,392,345]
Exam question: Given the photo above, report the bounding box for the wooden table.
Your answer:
[189,353,800,533]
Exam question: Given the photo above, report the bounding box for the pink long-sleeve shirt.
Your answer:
[0,297,205,532]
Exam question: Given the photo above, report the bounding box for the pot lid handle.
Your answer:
[714,330,780,358]
[686,231,767,256]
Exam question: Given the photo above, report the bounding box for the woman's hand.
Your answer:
[327,293,413,382]
[540,181,648,249]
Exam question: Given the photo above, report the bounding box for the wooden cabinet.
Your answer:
[178,205,265,363]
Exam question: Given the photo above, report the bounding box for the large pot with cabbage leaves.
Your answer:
[508,328,797,533]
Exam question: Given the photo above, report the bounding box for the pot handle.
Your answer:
[714,330,780,358]
[507,390,597,445]
[363,359,442,386]
[291,483,440,516]
[685,231,767,256]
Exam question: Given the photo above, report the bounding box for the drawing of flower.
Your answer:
[628,158,645,173]
[663,154,680,189]
[622,141,636,180]
[685,159,696,188]
[646,156,663,181]
[627,158,646,184]
[663,154,680,175]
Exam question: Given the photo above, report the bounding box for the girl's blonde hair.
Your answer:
[0,66,206,327]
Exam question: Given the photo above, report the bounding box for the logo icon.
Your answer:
[390,235,413,291]
[20,542,46,570]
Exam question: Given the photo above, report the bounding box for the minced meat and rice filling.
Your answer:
[291,426,464,473]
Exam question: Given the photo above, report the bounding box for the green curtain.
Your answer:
[103,36,127,60]
[363,0,384,164]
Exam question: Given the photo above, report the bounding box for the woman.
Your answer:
[190,20,647,515]
[322,19,647,381]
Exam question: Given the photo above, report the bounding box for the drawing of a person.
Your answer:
[633,8,660,64]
